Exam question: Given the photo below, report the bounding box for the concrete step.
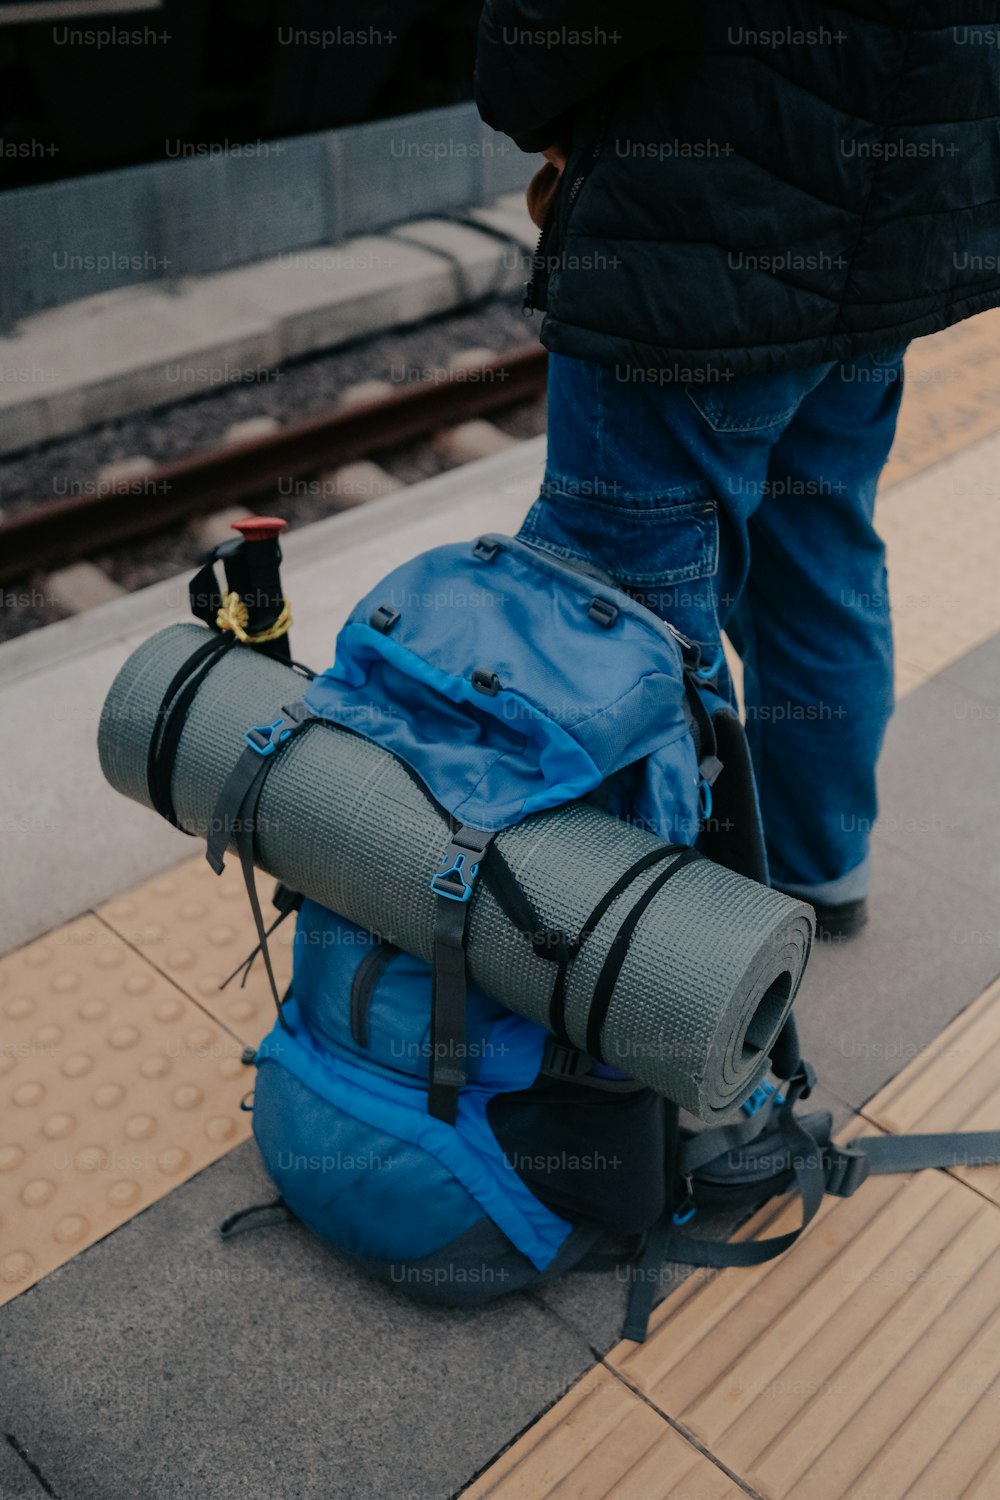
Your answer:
[0,195,534,456]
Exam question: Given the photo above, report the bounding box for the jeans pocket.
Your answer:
[684,363,832,435]
[518,482,721,645]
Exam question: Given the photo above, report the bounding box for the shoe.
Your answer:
[810,896,869,943]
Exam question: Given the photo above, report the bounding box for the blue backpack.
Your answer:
[143,525,1000,1342]
[209,532,797,1337]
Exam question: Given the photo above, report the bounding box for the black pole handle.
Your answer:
[231,517,292,662]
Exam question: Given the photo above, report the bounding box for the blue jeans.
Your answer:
[519,349,908,902]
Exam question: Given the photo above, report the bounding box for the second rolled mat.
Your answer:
[99,623,814,1122]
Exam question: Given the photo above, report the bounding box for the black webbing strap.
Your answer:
[219,1197,291,1238]
[770,1013,802,1082]
[622,1100,682,1342]
[677,1091,786,1178]
[483,842,689,1048]
[205,701,315,1030]
[147,635,237,827]
[549,844,688,1044]
[428,824,495,1124]
[540,1037,645,1091]
[853,1130,1000,1175]
[683,668,724,786]
[218,884,302,994]
[670,1065,831,1267]
[621,1064,824,1341]
[585,846,705,1061]
[480,845,571,964]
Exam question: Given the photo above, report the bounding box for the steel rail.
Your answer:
[0,346,547,581]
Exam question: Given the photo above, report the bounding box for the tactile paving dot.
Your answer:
[0,915,252,1304]
[98,856,294,1049]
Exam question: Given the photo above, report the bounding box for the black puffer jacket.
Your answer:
[475,1,1000,377]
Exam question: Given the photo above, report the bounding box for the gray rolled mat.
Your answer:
[99,623,814,1122]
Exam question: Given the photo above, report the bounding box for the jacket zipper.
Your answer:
[523,208,554,314]
[523,96,615,316]
[349,939,400,1050]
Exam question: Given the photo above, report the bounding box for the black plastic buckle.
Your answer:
[786,1058,817,1104]
[588,597,618,629]
[471,668,501,696]
[473,537,503,562]
[370,604,400,634]
[825,1143,871,1198]
[271,883,302,916]
[542,1040,587,1079]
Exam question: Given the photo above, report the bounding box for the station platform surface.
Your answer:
[3,315,1000,1498]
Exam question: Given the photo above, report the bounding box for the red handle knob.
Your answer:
[232,516,287,543]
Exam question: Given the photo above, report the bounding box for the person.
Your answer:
[474,2,1000,938]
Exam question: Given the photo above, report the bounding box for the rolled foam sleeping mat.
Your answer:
[99,624,814,1122]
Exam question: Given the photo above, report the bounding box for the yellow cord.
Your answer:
[216,591,292,644]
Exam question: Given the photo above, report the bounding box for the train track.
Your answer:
[0,346,547,584]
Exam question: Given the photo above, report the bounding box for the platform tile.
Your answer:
[97,855,294,1048]
[882,307,1000,490]
[0,915,252,1304]
[865,976,1000,1207]
[461,1365,742,1500]
[608,1158,1000,1500]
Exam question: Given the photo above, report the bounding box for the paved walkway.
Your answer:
[3,316,1000,1497]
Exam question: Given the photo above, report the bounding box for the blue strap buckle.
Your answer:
[692,643,725,684]
[742,1079,785,1118]
[672,1176,698,1226]
[430,849,481,903]
[244,716,298,757]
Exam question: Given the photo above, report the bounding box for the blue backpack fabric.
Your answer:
[239,533,767,1309]
[303,532,707,838]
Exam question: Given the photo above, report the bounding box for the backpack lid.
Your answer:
[304,534,692,829]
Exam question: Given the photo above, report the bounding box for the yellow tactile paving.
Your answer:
[875,311,1000,693]
[882,307,1000,489]
[878,467,1000,692]
[98,856,295,1050]
[865,976,1000,1207]
[461,1365,741,1500]
[605,1157,1000,1500]
[0,915,252,1304]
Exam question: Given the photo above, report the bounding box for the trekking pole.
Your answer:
[226,517,292,662]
